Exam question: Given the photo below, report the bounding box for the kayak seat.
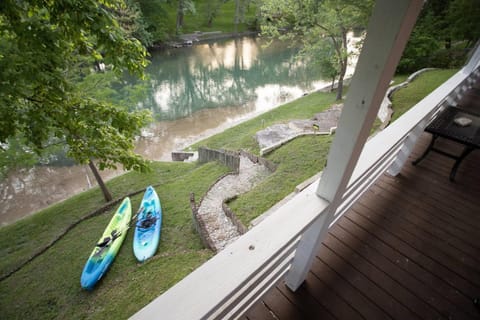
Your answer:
[96,236,112,248]
[137,213,157,229]
[96,230,121,248]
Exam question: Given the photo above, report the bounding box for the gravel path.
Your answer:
[197,156,271,251]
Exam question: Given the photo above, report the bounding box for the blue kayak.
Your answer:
[133,186,162,262]
[81,197,132,290]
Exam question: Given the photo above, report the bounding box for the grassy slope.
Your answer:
[231,135,332,225]
[0,69,456,319]
[390,69,457,122]
[0,161,229,319]
[189,91,338,153]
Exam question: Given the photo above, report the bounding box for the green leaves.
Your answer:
[260,0,373,100]
[0,0,151,176]
[397,0,477,73]
[61,96,152,172]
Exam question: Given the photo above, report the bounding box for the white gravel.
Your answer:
[197,155,271,251]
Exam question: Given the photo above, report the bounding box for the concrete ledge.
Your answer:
[295,172,323,193]
[259,131,332,156]
[171,151,195,161]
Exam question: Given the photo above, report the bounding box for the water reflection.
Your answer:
[130,36,325,121]
[1,36,338,226]
[0,166,121,226]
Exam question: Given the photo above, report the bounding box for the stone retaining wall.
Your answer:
[190,171,236,251]
[380,68,437,128]
[171,151,194,161]
[198,147,240,172]
[222,196,248,235]
[190,192,216,251]
[239,150,278,172]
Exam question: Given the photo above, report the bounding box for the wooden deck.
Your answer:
[243,106,480,318]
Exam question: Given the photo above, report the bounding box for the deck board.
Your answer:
[244,115,480,319]
[337,217,480,318]
[329,224,473,319]
[277,282,337,320]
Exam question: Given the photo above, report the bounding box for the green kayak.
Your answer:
[81,197,132,290]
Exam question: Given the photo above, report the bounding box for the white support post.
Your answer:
[446,93,459,106]
[285,0,424,291]
[387,120,426,176]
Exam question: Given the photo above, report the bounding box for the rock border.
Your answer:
[222,196,248,235]
[379,68,437,129]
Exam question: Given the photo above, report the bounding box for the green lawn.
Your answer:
[188,91,338,225]
[392,73,409,85]
[390,69,457,122]
[0,161,228,319]
[193,69,459,225]
[230,135,332,225]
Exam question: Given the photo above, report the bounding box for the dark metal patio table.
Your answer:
[412,106,480,181]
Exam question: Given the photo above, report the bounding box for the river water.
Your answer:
[0,36,343,226]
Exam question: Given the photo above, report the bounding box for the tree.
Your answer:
[176,0,196,34]
[260,0,373,100]
[205,0,225,27]
[234,0,241,34]
[0,135,38,179]
[134,0,171,43]
[397,0,480,73]
[305,40,339,91]
[233,0,255,34]
[447,0,480,47]
[115,0,153,47]
[0,0,151,201]
[396,24,440,73]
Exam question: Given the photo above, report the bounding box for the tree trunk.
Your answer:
[335,54,347,100]
[335,29,348,101]
[206,0,217,27]
[336,78,343,100]
[336,62,346,100]
[176,0,185,34]
[234,0,240,34]
[330,76,336,92]
[88,159,113,202]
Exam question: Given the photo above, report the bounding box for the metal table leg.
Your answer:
[449,146,474,181]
